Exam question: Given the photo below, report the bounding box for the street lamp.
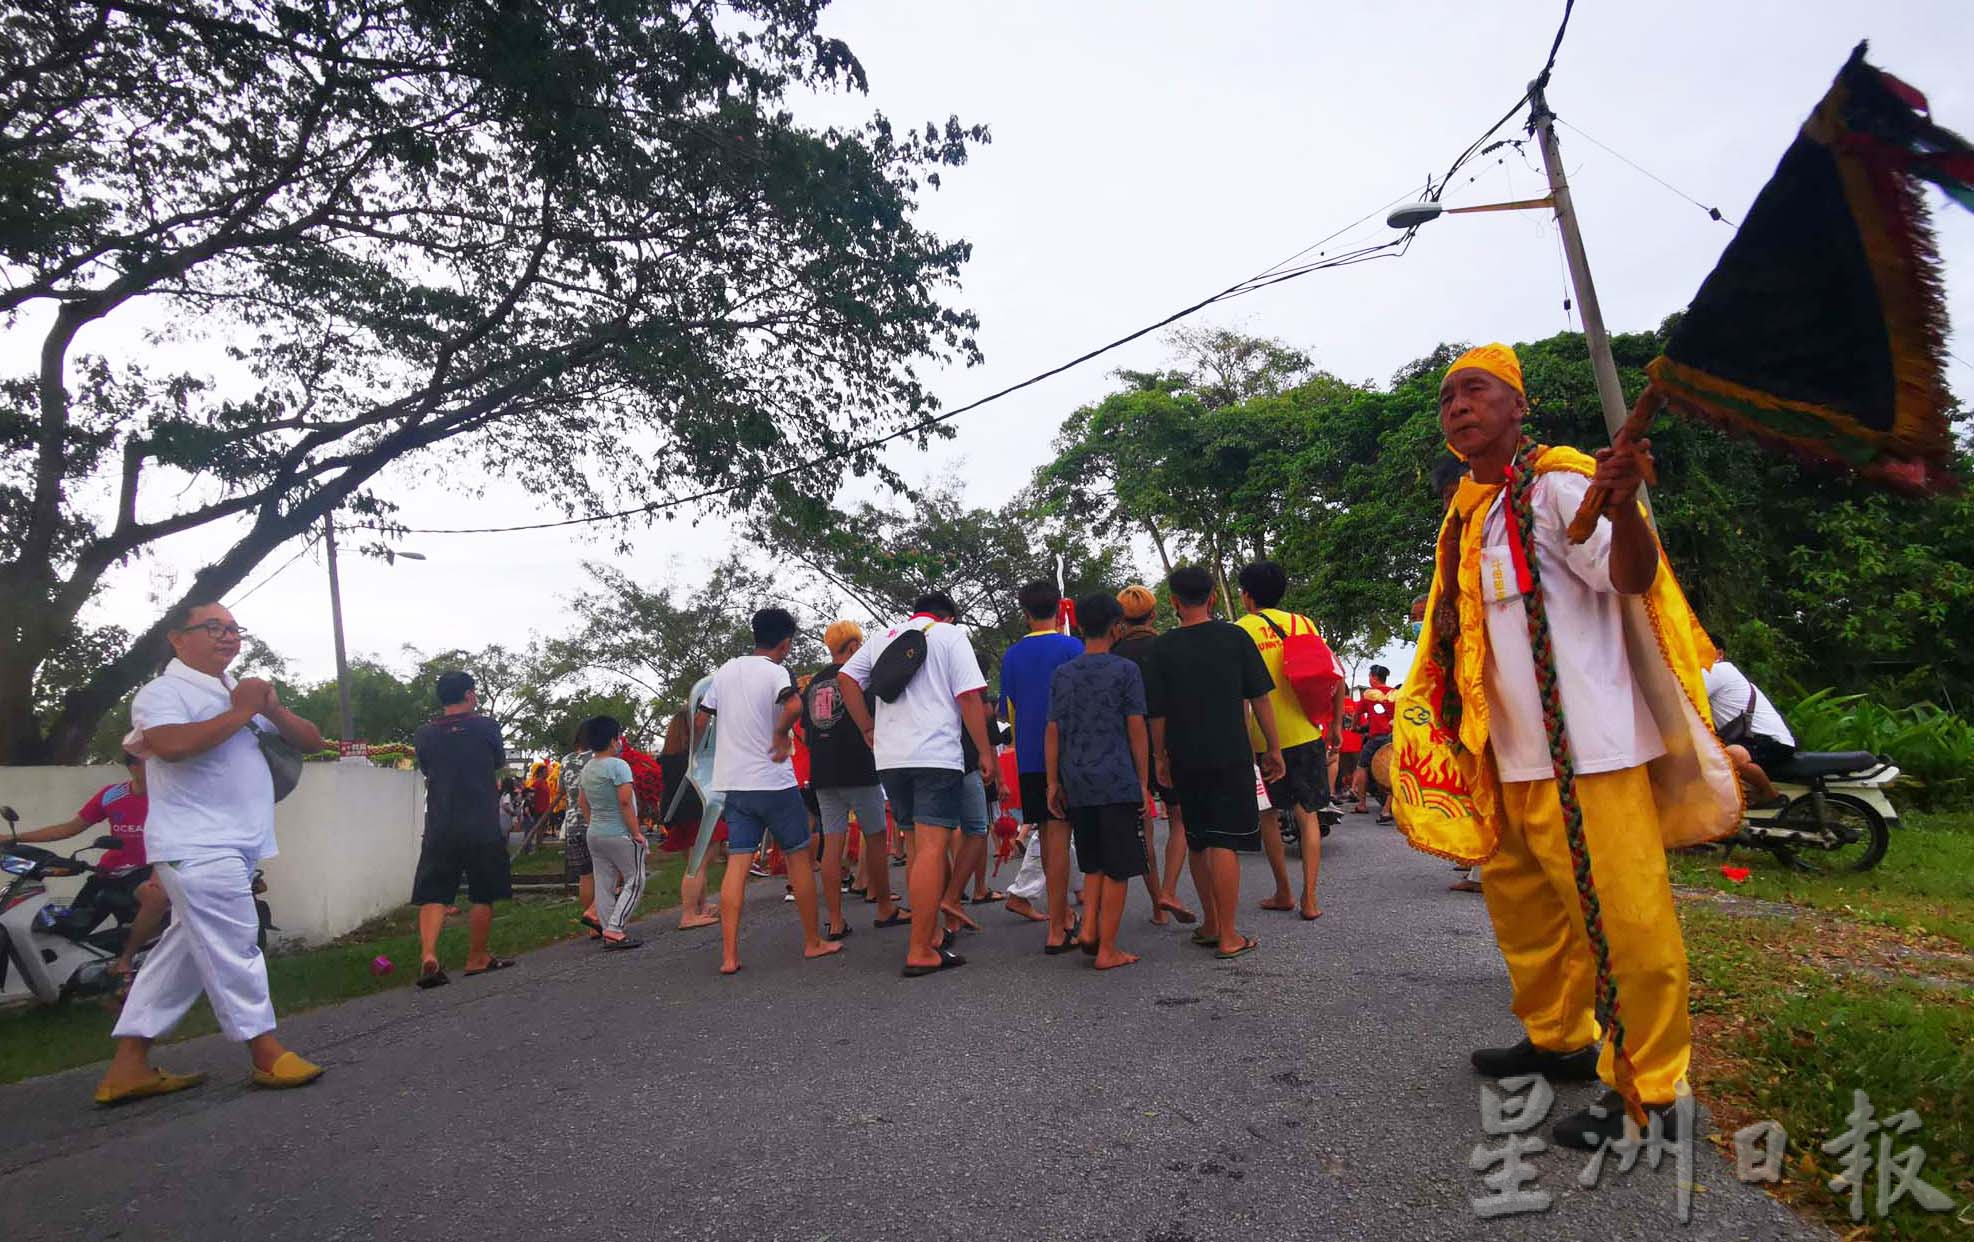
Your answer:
[322,512,426,755]
[1390,78,1636,458]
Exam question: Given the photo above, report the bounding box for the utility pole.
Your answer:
[1529,78,1628,445]
[1528,78,1655,522]
[323,510,354,751]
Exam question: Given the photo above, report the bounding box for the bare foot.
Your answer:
[804,941,845,960]
[1151,909,1170,926]
[1449,879,1484,893]
[1157,897,1198,924]
[719,960,743,975]
[939,901,981,931]
[1004,897,1048,923]
[1299,905,1323,920]
[1094,949,1140,971]
[1259,896,1295,912]
[677,911,718,930]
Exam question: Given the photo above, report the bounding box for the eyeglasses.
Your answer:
[179,621,247,640]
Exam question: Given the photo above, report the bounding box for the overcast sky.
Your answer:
[83,0,1974,689]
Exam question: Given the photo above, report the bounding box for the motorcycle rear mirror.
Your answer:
[90,837,120,852]
[1,805,17,824]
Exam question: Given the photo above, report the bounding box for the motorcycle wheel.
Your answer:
[1768,792,1890,874]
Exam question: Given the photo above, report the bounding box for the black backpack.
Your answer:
[867,621,934,703]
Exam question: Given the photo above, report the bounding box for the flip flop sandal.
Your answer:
[1043,938,1079,956]
[1215,936,1260,961]
[826,924,855,942]
[416,963,451,989]
[968,890,1008,904]
[873,910,912,928]
[1162,903,1199,925]
[464,957,517,977]
[900,948,968,978]
[603,938,645,951]
[1079,940,1099,957]
[1190,931,1219,949]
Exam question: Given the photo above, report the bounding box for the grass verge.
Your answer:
[1676,806,1973,1239]
[1669,808,1974,950]
[0,851,685,1086]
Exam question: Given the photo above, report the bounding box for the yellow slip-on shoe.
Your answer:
[94,1069,208,1107]
[250,1051,324,1089]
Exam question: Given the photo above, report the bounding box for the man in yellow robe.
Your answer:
[1390,343,1740,1149]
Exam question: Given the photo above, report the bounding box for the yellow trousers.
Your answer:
[1480,764,1691,1104]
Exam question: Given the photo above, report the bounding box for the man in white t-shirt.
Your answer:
[1702,652,1796,806]
[836,591,998,978]
[697,607,844,976]
[98,601,328,1106]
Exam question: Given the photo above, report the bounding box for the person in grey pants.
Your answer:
[576,715,646,950]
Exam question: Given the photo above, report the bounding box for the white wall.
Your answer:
[1,763,424,946]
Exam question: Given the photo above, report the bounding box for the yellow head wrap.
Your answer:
[1444,342,1524,397]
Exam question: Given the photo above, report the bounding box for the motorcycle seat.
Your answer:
[1776,750,1881,779]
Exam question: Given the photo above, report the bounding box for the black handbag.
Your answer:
[248,722,304,802]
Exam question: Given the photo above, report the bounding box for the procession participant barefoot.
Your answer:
[998,580,1085,953]
[701,609,844,975]
[1143,568,1282,957]
[1047,594,1160,971]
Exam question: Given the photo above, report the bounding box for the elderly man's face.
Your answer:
[1438,368,1525,467]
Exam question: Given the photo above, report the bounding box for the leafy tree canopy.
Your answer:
[2,0,985,761]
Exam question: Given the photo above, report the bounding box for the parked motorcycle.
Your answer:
[1,805,158,1005]
[1731,751,1900,874]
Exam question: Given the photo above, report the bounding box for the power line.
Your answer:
[361,235,1413,536]
[229,531,320,605]
[353,0,1584,540]
[1556,118,1735,226]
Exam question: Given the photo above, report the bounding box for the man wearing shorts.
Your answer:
[700,608,843,976]
[1234,560,1343,921]
[1144,566,1284,959]
[804,620,901,936]
[411,671,515,988]
[997,580,1083,952]
[1046,593,1153,970]
[837,591,998,978]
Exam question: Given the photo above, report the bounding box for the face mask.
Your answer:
[1405,620,1423,643]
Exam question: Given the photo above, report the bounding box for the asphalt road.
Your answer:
[0,810,1825,1241]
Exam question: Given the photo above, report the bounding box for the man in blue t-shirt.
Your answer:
[997,579,1083,950]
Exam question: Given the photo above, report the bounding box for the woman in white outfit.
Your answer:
[96,601,327,1106]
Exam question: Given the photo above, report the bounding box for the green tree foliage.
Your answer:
[764,480,1135,679]
[542,550,814,723]
[1,0,986,762]
[1044,324,1974,708]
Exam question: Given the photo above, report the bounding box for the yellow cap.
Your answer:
[1444,342,1524,397]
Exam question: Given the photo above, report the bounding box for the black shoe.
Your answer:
[1470,1037,1600,1081]
[1552,1089,1681,1151]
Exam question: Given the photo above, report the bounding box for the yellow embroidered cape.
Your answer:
[1389,445,1743,865]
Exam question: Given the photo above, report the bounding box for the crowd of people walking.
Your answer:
[74,343,1752,1159]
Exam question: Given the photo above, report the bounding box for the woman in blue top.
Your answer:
[576,716,646,950]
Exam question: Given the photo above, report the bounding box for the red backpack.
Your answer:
[1257,611,1345,725]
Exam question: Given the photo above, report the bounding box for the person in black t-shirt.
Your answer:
[1143,567,1283,960]
[410,670,515,989]
[803,621,903,932]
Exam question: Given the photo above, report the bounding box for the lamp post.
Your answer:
[1390,78,1648,512]
[322,511,425,754]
